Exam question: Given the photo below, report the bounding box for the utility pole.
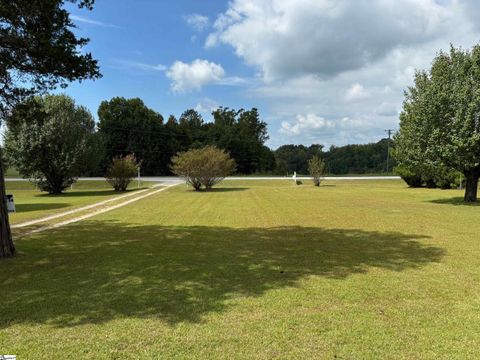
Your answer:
[385,129,394,173]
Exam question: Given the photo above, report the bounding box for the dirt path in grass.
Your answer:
[13,182,180,237]
[12,186,158,229]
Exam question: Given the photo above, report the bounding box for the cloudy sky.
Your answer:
[64,0,480,148]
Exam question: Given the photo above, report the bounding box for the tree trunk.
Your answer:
[0,148,15,258]
[464,171,479,203]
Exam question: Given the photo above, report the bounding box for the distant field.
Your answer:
[1,179,479,358]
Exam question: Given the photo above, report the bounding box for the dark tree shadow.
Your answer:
[36,189,140,198]
[0,222,444,328]
[185,187,249,193]
[428,197,480,206]
[15,203,70,212]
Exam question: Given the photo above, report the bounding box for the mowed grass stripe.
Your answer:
[1,180,480,359]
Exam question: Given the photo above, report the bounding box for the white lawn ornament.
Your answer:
[292,171,297,183]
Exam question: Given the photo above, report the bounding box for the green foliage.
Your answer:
[4,94,95,194]
[0,0,101,258]
[274,144,323,174]
[307,155,325,186]
[79,132,106,176]
[394,44,480,201]
[395,165,423,188]
[97,97,166,175]
[105,155,138,192]
[274,158,288,175]
[210,107,272,174]
[170,146,236,191]
[430,167,463,190]
[274,140,394,175]
[97,102,273,175]
[395,164,464,189]
[325,139,394,174]
[0,0,101,118]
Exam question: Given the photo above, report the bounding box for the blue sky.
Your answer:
[64,0,480,149]
[66,1,250,126]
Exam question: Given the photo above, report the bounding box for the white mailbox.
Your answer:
[6,194,15,213]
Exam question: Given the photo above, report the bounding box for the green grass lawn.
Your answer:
[5,180,155,224]
[1,180,480,359]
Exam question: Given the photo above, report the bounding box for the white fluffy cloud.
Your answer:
[345,83,369,101]
[166,59,225,93]
[203,0,480,147]
[279,113,375,146]
[206,0,464,81]
[280,114,334,136]
[194,98,220,114]
[184,14,209,32]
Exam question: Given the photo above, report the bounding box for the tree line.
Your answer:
[96,97,274,176]
[4,94,395,187]
[274,139,394,175]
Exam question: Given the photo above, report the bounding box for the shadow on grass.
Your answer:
[429,197,480,206]
[15,203,70,213]
[36,189,142,198]
[0,222,444,328]
[186,187,249,193]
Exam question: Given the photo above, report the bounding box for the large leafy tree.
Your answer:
[97,97,165,175]
[5,94,95,194]
[210,107,272,174]
[178,109,205,149]
[0,0,101,258]
[394,45,480,202]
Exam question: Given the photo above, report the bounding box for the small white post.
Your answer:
[292,171,297,184]
[137,165,140,188]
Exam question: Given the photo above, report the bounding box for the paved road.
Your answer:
[6,176,400,182]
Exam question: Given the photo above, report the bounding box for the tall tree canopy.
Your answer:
[210,107,270,174]
[394,44,480,202]
[5,94,95,194]
[97,97,166,175]
[0,0,100,116]
[0,0,101,258]
[97,103,274,176]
